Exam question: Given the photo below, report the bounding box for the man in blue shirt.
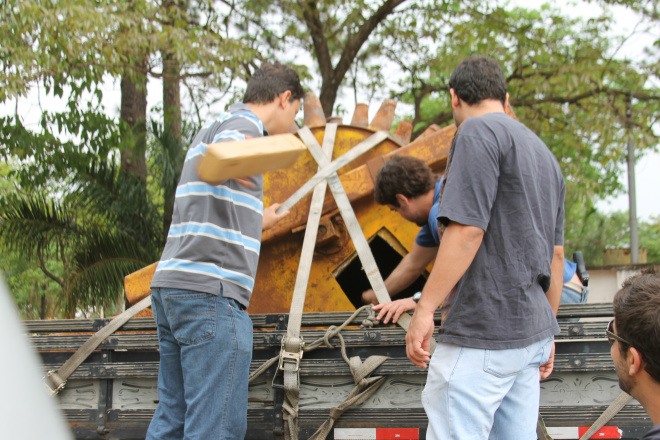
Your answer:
[361,156,442,310]
[562,258,589,303]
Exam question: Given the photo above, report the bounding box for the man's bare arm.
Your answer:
[546,245,564,316]
[539,245,564,380]
[406,222,484,368]
[362,243,438,305]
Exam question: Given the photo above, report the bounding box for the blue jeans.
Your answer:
[422,337,553,440]
[560,284,589,304]
[146,287,253,440]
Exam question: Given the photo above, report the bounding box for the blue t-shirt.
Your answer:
[415,180,443,247]
[563,259,577,283]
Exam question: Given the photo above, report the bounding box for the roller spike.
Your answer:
[351,103,369,127]
[303,92,326,128]
[418,124,441,139]
[393,119,413,145]
[369,99,397,131]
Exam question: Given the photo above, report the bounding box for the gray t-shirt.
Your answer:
[437,112,565,349]
[150,104,266,309]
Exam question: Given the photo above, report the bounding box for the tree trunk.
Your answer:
[120,61,148,183]
[40,285,46,320]
[163,54,181,139]
[320,78,340,119]
[162,51,182,241]
[303,0,408,116]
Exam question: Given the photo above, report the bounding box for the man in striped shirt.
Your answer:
[146,63,304,440]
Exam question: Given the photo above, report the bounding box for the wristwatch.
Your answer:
[412,291,422,303]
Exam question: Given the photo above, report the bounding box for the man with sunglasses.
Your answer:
[609,270,660,439]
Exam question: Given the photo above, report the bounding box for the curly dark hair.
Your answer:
[243,62,305,104]
[449,55,507,107]
[374,156,436,207]
[613,268,660,383]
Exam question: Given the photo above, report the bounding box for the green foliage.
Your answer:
[564,205,660,266]
[377,3,660,248]
[0,167,161,317]
[564,204,630,266]
[0,119,188,317]
[0,246,63,319]
[640,215,660,263]
[0,0,254,186]
[0,0,251,317]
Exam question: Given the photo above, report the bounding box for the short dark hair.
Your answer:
[374,156,436,207]
[448,55,507,106]
[613,268,660,383]
[243,62,305,104]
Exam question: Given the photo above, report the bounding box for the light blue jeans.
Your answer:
[146,287,253,440]
[561,284,589,304]
[422,337,553,440]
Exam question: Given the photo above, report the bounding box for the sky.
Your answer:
[2,0,659,221]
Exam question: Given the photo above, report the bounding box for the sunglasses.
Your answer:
[606,319,633,347]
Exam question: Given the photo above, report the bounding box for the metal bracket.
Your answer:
[364,331,381,342]
[277,336,304,372]
[43,370,66,396]
[272,336,305,389]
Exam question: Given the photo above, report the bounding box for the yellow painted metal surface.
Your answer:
[249,200,422,314]
[251,123,447,314]
[124,262,157,305]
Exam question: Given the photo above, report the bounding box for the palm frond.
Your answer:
[70,158,162,251]
[0,193,80,258]
[149,120,194,193]
[64,226,156,313]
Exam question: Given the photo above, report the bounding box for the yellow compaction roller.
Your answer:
[125,92,459,315]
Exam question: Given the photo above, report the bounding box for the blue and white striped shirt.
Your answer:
[150,104,267,308]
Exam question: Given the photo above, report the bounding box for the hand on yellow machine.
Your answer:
[263,203,289,231]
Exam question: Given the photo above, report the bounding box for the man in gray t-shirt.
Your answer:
[406,56,565,439]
